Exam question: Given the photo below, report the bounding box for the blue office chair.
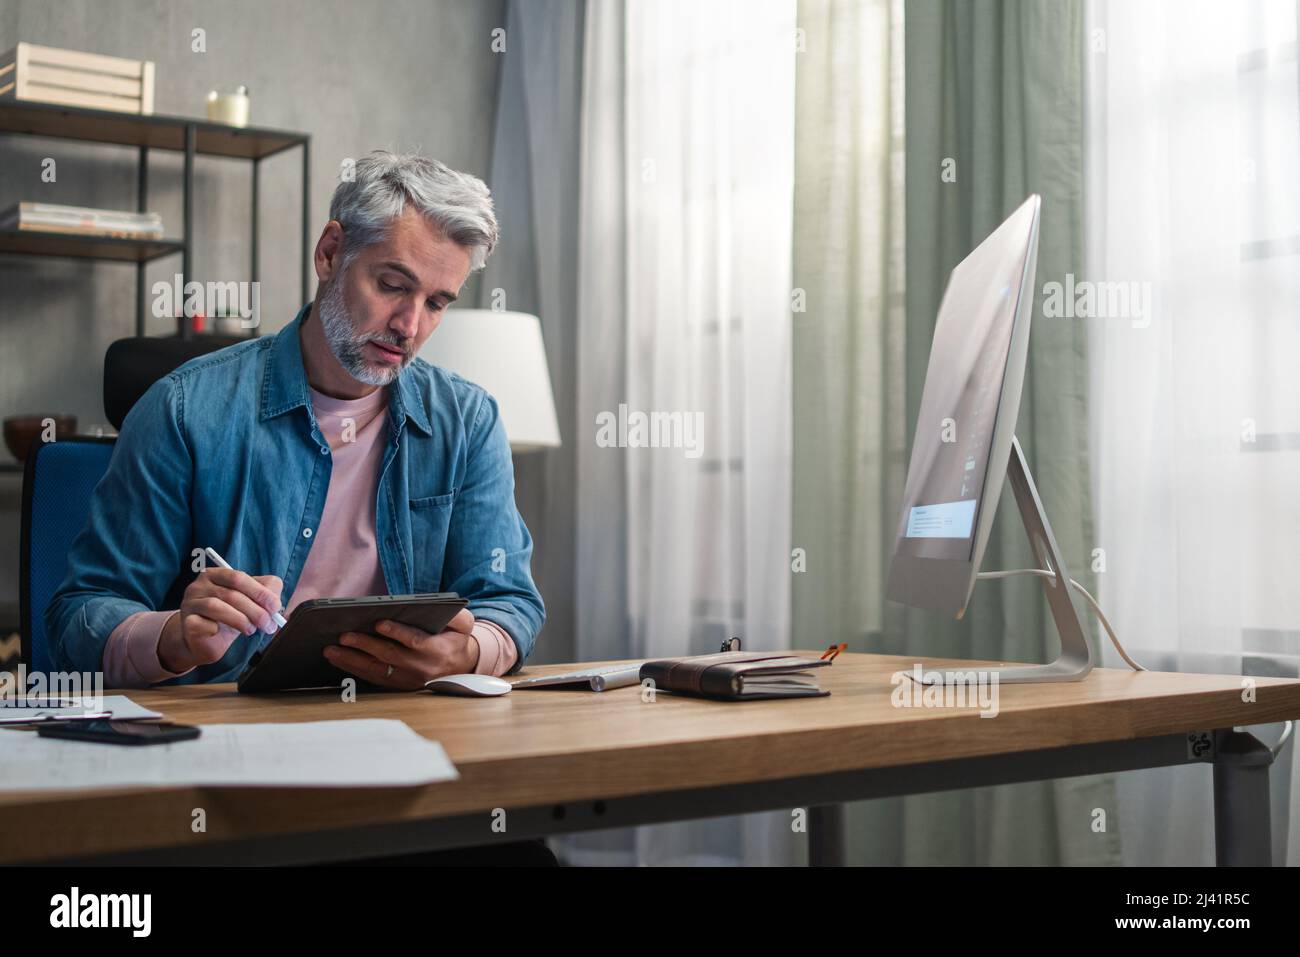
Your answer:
[19,332,245,672]
[20,436,116,673]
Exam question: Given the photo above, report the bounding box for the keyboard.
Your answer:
[509,663,643,692]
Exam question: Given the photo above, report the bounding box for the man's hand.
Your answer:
[157,569,284,674]
[322,608,479,691]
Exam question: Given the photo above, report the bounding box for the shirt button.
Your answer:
[320,446,329,455]
[303,528,313,539]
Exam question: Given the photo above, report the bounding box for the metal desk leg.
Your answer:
[181,123,195,339]
[1213,729,1273,866]
[136,144,148,337]
[808,803,846,866]
[301,139,311,305]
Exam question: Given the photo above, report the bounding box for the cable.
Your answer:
[1271,720,1293,760]
[977,568,1145,671]
[979,567,1293,759]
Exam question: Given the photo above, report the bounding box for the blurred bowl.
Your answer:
[4,414,77,463]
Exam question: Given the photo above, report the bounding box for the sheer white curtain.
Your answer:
[566,0,797,865]
[1085,0,1300,865]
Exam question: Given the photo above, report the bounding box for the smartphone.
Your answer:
[36,719,201,746]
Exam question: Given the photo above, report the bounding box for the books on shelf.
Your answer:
[0,202,165,239]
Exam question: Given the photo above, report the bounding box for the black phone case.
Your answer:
[236,593,468,693]
[36,721,201,745]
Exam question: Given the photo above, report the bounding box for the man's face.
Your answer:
[317,209,473,387]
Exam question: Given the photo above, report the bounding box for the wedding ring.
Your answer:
[385,664,395,679]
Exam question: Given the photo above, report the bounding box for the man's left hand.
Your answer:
[323,608,479,690]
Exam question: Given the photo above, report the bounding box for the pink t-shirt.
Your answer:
[101,383,518,687]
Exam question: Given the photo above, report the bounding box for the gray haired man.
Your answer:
[49,151,546,692]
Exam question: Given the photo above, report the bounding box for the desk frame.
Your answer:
[58,727,1272,867]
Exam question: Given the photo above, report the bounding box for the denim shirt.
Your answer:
[46,304,544,682]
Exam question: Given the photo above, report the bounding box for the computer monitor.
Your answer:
[886,194,1093,683]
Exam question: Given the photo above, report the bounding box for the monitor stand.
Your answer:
[913,435,1095,686]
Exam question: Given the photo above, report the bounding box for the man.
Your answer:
[47,150,544,690]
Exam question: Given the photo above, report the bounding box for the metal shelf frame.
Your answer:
[0,99,311,337]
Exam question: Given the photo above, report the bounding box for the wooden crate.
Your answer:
[0,42,154,115]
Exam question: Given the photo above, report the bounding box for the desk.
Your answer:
[3,653,1299,866]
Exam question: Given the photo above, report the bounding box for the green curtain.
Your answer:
[793,0,1123,864]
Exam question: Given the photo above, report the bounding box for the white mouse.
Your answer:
[424,673,512,697]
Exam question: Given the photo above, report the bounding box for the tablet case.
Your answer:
[236,593,468,693]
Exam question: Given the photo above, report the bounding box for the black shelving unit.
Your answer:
[0,99,311,338]
[0,230,184,262]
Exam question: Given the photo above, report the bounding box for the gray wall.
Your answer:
[0,0,504,616]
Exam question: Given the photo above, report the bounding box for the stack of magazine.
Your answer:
[0,202,164,239]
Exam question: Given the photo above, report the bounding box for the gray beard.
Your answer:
[316,268,412,387]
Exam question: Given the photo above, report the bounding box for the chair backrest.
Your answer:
[20,437,116,673]
[104,334,244,430]
[21,335,242,669]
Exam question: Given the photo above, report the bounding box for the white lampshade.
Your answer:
[418,309,561,452]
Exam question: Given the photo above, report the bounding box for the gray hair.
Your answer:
[328,150,499,272]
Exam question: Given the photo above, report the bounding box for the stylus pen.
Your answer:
[203,546,288,629]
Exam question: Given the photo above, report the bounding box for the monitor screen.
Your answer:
[891,198,1039,569]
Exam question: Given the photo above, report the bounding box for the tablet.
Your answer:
[236,593,468,693]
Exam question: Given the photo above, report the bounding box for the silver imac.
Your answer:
[886,194,1093,684]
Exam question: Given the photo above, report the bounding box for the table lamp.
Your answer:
[418,309,561,452]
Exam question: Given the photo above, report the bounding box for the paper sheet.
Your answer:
[0,695,163,724]
[0,719,458,791]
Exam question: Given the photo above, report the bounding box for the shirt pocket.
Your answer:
[409,491,455,591]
